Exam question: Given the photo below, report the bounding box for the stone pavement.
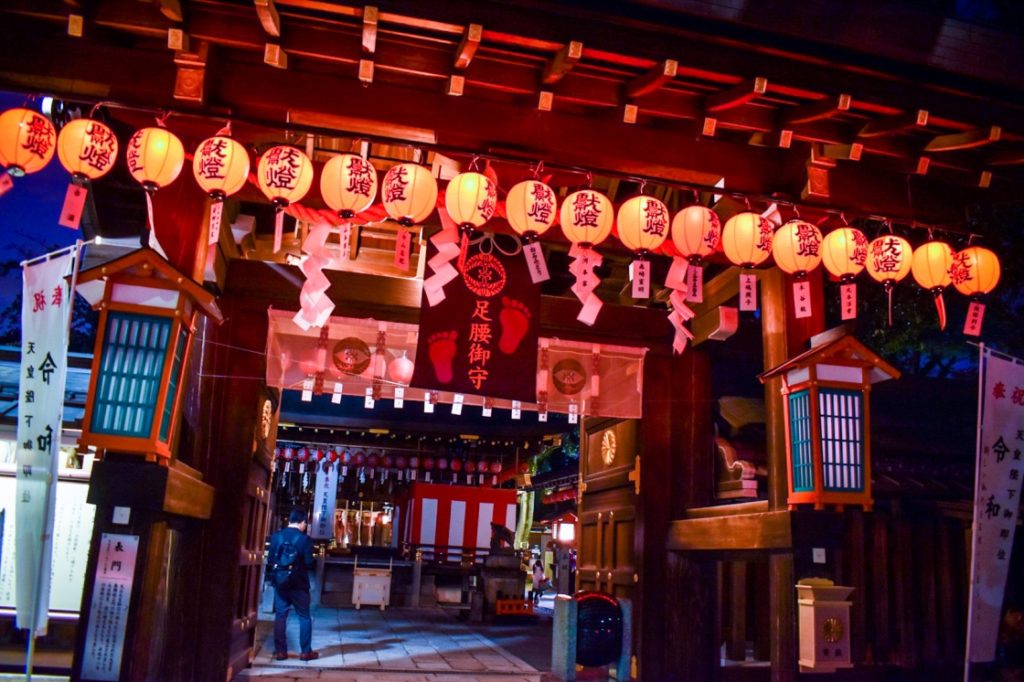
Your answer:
[238,606,545,682]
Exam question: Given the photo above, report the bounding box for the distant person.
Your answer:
[268,508,318,661]
[531,560,547,605]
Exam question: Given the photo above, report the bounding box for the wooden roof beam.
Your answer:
[987,147,1024,166]
[704,77,768,113]
[253,0,280,38]
[781,93,852,126]
[625,58,677,99]
[749,129,793,148]
[542,40,583,85]
[453,23,482,69]
[362,5,377,54]
[858,109,928,138]
[924,126,1001,152]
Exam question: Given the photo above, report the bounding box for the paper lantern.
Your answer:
[507,179,557,238]
[560,189,613,246]
[671,206,721,262]
[617,195,669,299]
[772,221,822,277]
[57,118,118,180]
[445,171,497,229]
[866,235,912,285]
[257,145,314,253]
[821,227,869,321]
[0,107,56,176]
[912,240,955,330]
[722,212,774,268]
[321,153,378,218]
[387,351,415,384]
[382,162,437,226]
[193,135,250,245]
[951,246,1001,336]
[127,127,185,191]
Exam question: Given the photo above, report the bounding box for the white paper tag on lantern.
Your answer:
[208,200,223,245]
[364,387,375,409]
[59,182,88,229]
[739,273,758,311]
[0,172,12,197]
[841,283,857,320]
[394,229,412,271]
[482,404,492,418]
[524,241,550,283]
[394,386,405,408]
[686,264,704,303]
[630,259,651,299]
[339,223,352,261]
[511,400,522,420]
[539,410,548,423]
[331,382,343,404]
[793,281,812,319]
[424,392,434,413]
[964,301,985,336]
[301,377,314,402]
[452,393,464,415]
[568,403,579,425]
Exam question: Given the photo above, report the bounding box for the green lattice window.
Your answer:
[159,328,187,442]
[818,388,864,492]
[788,390,814,492]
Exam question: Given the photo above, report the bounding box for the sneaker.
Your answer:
[272,652,288,661]
[299,651,319,661]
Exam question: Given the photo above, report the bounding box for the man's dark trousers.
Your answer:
[274,587,312,654]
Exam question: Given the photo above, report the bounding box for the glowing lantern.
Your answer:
[821,227,868,320]
[951,246,1001,336]
[57,118,118,180]
[489,460,502,485]
[561,189,614,326]
[866,235,913,323]
[419,456,431,482]
[506,179,557,283]
[771,220,822,319]
[127,127,185,246]
[321,153,378,218]
[387,351,415,384]
[617,195,670,299]
[382,162,437,225]
[445,171,497,230]
[257,145,314,253]
[193,135,250,245]
[0,107,56,177]
[671,205,721,302]
[450,458,463,483]
[723,212,775,312]
[912,240,955,330]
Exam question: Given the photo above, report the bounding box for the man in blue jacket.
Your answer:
[268,507,318,661]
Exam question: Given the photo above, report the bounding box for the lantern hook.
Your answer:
[743,196,752,211]
[840,212,849,226]
[532,160,545,179]
[216,121,233,137]
[468,155,482,171]
[792,204,801,219]
[638,179,648,195]
[155,110,172,128]
[585,170,593,188]
[691,188,700,205]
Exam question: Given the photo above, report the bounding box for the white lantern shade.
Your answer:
[388,352,415,384]
[722,212,774,267]
[951,246,1001,297]
[506,179,557,237]
[821,227,868,280]
[127,127,185,190]
[772,220,823,276]
[382,162,438,224]
[0,108,56,176]
[445,171,497,228]
[256,145,313,205]
[57,118,118,180]
[911,241,955,291]
[560,189,613,246]
[321,153,378,217]
[671,206,721,260]
[192,136,249,198]
[617,195,670,252]
[866,235,913,284]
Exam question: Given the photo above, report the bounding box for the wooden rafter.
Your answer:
[781,93,852,126]
[749,129,793,148]
[542,40,583,85]
[704,77,767,113]
[362,4,377,54]
[858,109,929,137]
[253,0,279,38]
[924,126,1001,152]
[453,23,482,69]
[987,147,1024,165]
[625,58,677,98]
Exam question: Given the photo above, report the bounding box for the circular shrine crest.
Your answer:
[332,337,371,375]
[552,359,587,396]
[461,252,507,298]
[260,399,274,439]
[601,431,617,467]
[822,617,844,644]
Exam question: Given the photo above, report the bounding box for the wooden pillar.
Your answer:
[727,561,748,661]
[871,514,892,664]
[848,508,867,663]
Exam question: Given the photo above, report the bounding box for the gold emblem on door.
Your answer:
[822,617,844,643]
[601,430,617,466]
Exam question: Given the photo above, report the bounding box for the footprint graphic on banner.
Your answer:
[428,331,458,383]
[498,297,531,354]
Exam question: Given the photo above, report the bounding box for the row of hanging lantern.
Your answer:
[274,444,504,486]
[0,107,1002,338]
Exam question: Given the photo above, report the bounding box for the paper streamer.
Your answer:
[664,258,694,354]
[273,208,284,253]
[568,244,604,326]
[964,301,985,336]
[423,227,461,307]
[292,222,337,331]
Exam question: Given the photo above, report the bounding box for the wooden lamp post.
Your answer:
[759,331,899,511]
[76,247,222,465]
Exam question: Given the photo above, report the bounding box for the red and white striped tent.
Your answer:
[398,483,517,561]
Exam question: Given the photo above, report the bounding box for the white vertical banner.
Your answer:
[16,251,74,635]
[310,461,339,539]
[965,346,1024,671]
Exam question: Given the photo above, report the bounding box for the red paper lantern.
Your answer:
[382,454,394,469]
[421,457,434,470]
[450,459,463,473]
[352,450,367,466]
[490,461,503,474]
[339,450,352,465]
[367,452,381,468]
[408,456,420,469]
[464,460,477,474]
[394,454,408,469]
[436,458,449,471]
[296,447,309,462]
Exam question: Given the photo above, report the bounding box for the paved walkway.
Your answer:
[239,606,544,682]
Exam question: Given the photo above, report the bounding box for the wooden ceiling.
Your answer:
[2,0,1024,227]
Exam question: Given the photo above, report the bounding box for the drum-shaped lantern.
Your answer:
[951,246,1001,297]
[616,195,670,253]
[506,179,557,238]
[560,189,613,246]
[671,205,721,262]
[127,127,185,192]
[866,235,913,285]
[911,241,955,293]
[722,212,774,267]
[257,145,313,208]
[821,227,868,281]
[382,163,437,226]
[193,136,249,199]
[57,119,118,180]
[445,171,497,229]
[321,153,378,218]
[0,108,56,176]
[772,220,822,277]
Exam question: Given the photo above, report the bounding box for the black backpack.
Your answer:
[271,534,301,590]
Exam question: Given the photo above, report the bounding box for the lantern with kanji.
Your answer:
[489,460,502,486]
[723,211,775,312]
[821,227,868,321]
[55,118,119,229]
[561,189,613,325]
[75,248,223,465]
[506,178,557,283]
[617,195,669,299]
[382,162,437,225]
[759,331,900,511]
[193,134,250,245]
[912,240,955,330]
[951,246,1001,336]
[446,171,496,233]
[773,220,823,319]
[257,145,314,253]
[671,205,721,302]
[0,107,56,177]
[321,153,378,261]
[866,235,912,326]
